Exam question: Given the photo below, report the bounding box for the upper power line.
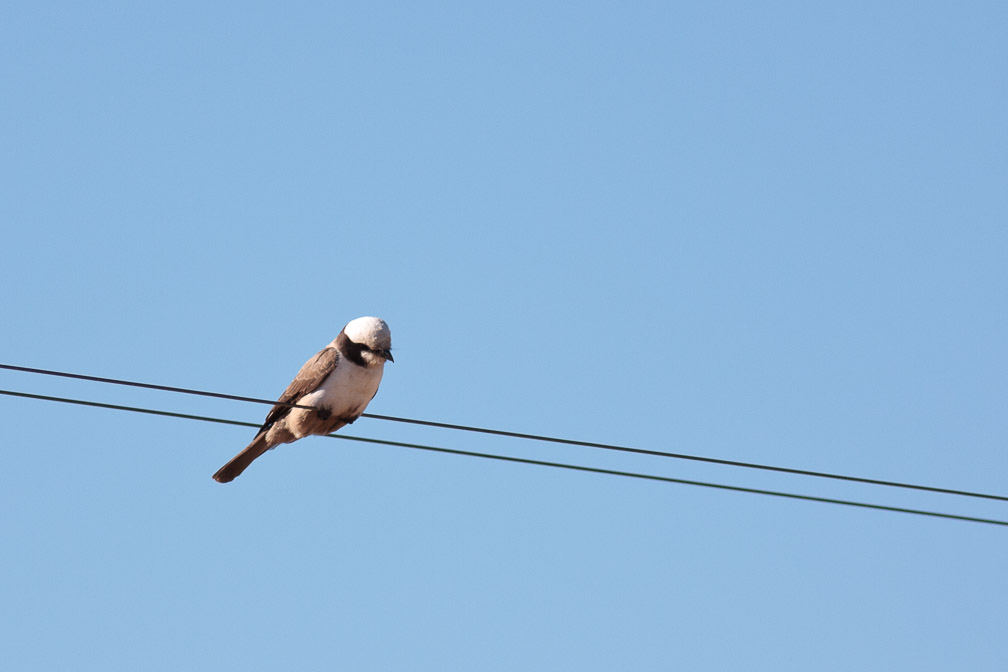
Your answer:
[2,362,1006,504]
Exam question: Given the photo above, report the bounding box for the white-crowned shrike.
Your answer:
[213,316,393,482]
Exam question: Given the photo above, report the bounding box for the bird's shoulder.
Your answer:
[280,346,342,401]
[259,346,342,431]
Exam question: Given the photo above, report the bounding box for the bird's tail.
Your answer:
[213,433,271,483]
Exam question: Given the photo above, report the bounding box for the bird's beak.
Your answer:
[381,349,394,363]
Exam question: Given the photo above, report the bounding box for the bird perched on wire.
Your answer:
[213,316,394,483]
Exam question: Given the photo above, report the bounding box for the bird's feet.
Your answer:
[316,408,332,420]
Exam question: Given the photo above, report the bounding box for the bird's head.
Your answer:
[343,316,394,366]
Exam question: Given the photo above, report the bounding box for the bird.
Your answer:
[213,316,393,483]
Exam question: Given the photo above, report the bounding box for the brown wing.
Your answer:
[256,346,341,434]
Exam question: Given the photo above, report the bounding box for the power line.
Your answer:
[2,362,1006,503]
[362,413,1008,503]
[0,363,317,411]
[1,387,1007,528]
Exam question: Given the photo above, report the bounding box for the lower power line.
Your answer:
[1,388,1005,528]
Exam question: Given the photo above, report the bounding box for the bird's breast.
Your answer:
[271,362,385,442]
[305,361,384,416]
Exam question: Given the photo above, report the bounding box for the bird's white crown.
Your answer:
[343,316,392,350]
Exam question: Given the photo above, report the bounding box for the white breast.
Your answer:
[299,359,385,419]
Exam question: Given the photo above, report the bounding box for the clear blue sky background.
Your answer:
[2,2,1006,670]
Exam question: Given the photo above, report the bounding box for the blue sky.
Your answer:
[2,2,1007,669]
